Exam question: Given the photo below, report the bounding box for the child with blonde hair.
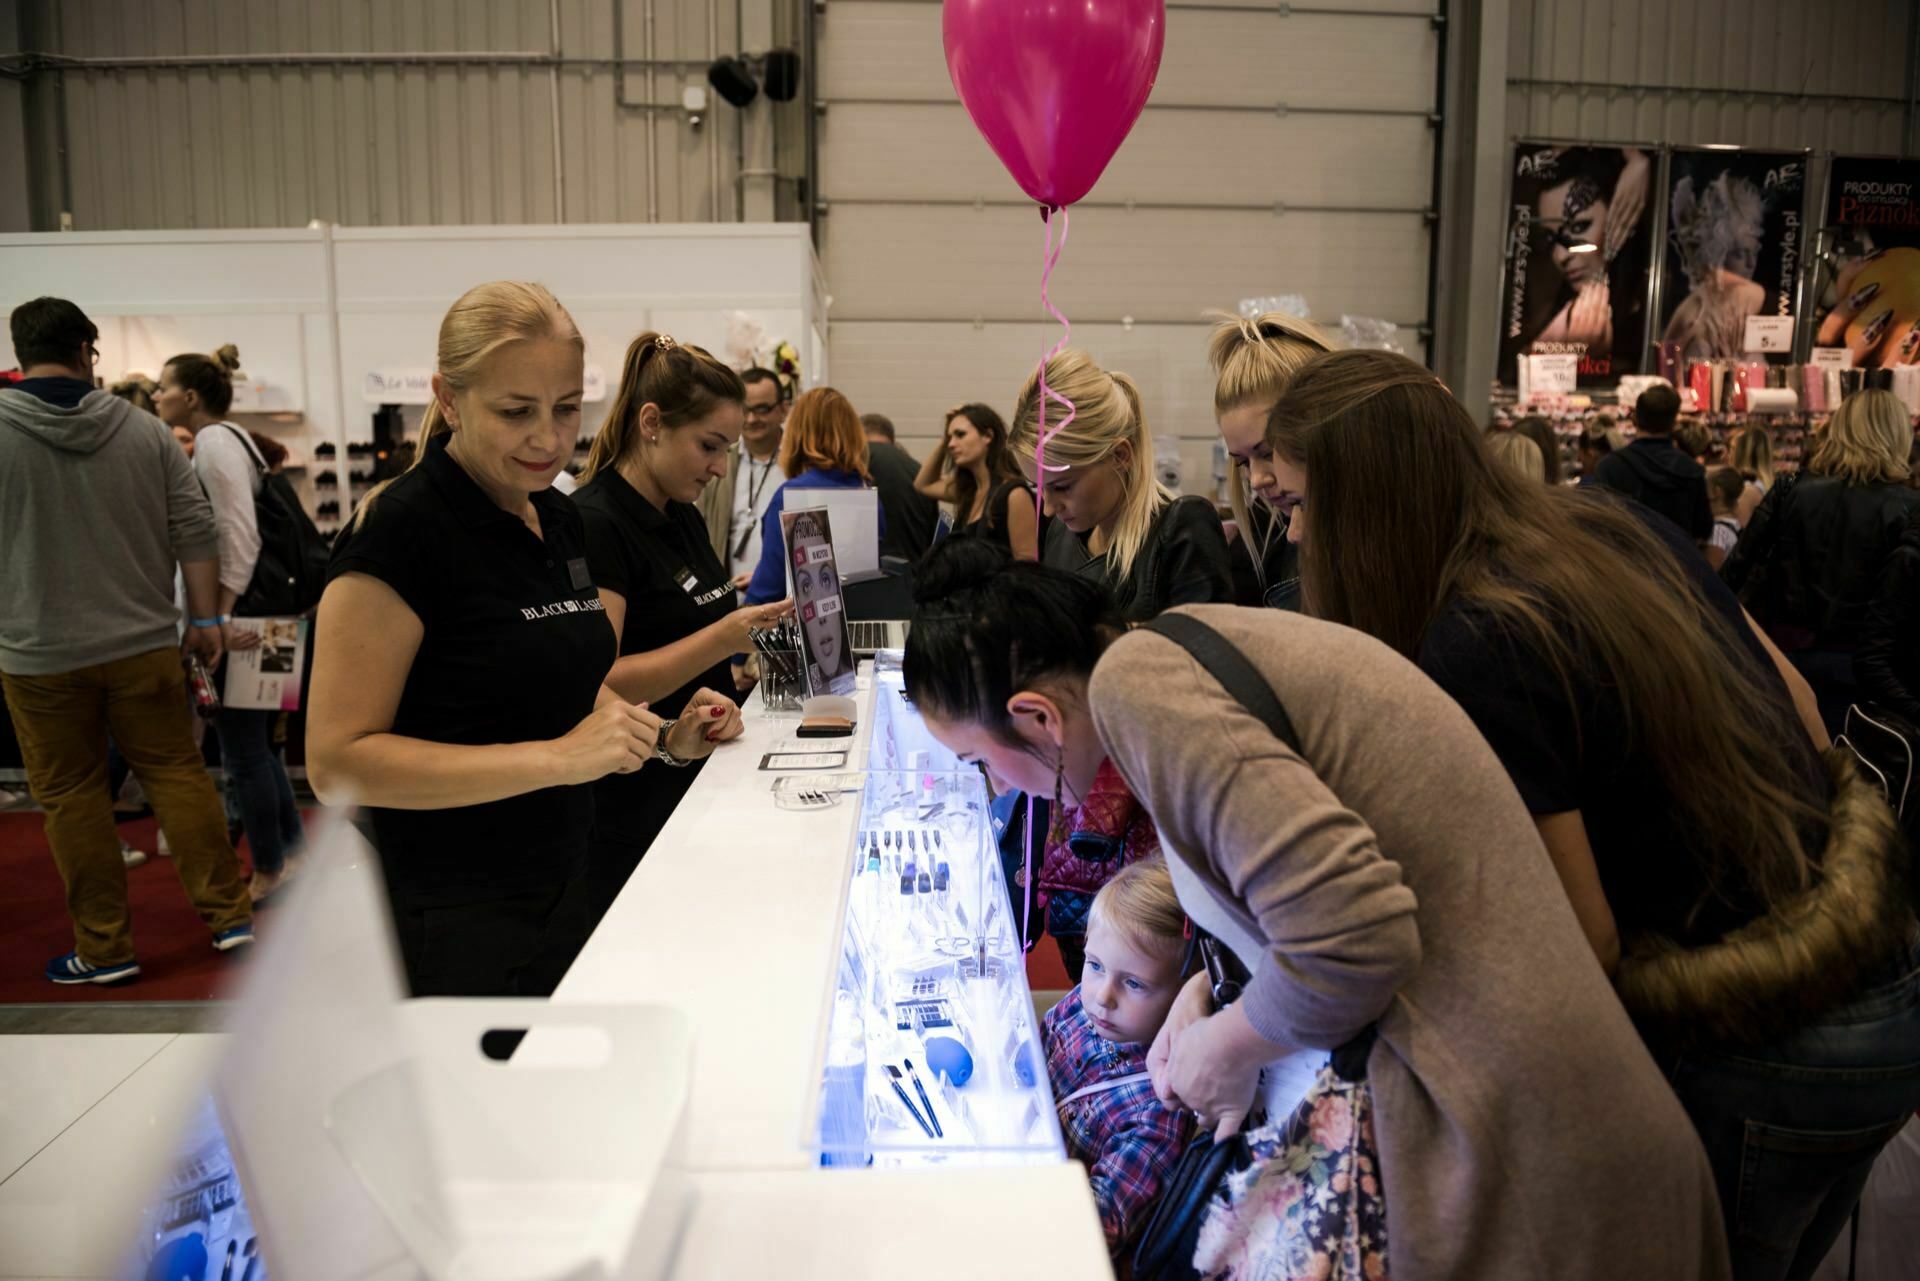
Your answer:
[1042,858,1193,1261]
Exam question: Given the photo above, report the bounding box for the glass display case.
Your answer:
[810,667,1066,1168]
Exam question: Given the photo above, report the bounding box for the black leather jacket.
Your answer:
[1722,475,1920,651]
[1856,508,1920,725]
[1042,494,1235,622]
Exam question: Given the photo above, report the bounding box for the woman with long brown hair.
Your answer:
[1267,348,1919,1281]
[913,402,1037,559]
[742,386,880,606]
[561,333,777,938]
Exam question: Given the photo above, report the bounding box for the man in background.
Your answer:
[862,413,940,563]
[699,366,788,587]
[1593,383,1712,541]
[0,297,253,985]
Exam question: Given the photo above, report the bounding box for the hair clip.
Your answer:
[655,334,678,352]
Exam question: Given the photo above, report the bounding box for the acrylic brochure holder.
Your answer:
[809,668,1066,1168]
[212,814,693,1281]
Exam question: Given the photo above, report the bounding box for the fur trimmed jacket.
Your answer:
[1618,748,1916,1052]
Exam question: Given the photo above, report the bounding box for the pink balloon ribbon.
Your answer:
[1033,206,1076,524]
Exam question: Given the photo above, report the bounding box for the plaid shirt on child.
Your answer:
[1043,988,1192,1258]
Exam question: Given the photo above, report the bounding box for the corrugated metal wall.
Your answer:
[815,0,1441,491]
[13,0,810,231]
[1508,0,1912,153]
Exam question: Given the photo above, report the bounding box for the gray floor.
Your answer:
[0,1001,230,1035]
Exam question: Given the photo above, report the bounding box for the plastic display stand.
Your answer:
[214,815,692,1281]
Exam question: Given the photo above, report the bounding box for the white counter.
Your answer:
[555,674,1116,1278]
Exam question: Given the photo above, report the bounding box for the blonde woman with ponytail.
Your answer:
[563,333,789,932]
[308,282,673,997]
[1205,311,1333,607]
[1011,350,1232,621]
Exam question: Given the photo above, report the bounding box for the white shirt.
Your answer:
[192,422,263,599]
[1710,516,1741,556]
[729,450,779,580]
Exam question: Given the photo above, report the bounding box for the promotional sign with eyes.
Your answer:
[1813,156,1920,369]
[1500,141,1658,386]
[781,506,857,697]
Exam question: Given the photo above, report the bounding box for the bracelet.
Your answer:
[189,615,228,628]
[653,718,695,768]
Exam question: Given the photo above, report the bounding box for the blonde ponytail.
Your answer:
[1205,311,1335,591]
[1010,349,1172,585]
[355,281,583,528]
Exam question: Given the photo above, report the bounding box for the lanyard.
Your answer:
[734,456,776,560]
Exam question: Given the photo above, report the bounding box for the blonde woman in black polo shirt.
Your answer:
[308,283,729,997]
[564,333,790,932]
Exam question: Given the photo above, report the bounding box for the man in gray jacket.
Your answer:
[0,297,252,985]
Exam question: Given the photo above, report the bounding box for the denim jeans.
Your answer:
[214,706,304,876]
[1666,936,1920,1281]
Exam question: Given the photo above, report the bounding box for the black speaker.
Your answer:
[763,48,801,102]
[707,56,758,108]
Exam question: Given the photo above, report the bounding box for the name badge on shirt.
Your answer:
[568,558,592,591]
[674,566,700,594]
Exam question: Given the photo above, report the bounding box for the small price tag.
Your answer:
[1522,353,1579,402]
[1743,315,1794,353]
[1811,346,1854,370]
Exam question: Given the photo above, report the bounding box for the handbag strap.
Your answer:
[1056,1070,1152,1110]
[1140,613,1300,753]
[1139,611,1378,1082]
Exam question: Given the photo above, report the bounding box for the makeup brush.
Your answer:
[883,1064,936,1138]
[902,1059,944,1138]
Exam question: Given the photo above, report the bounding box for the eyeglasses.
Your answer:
[84,343,101,368]
[745,402,783,419]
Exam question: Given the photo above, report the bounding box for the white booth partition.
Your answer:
[0,223,829,530]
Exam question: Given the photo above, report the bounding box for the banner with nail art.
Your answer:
[1815,156,1920,370]
[1659,148,1810,366]
[1500,141,1658,387]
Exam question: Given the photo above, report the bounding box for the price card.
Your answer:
[1743,315,1794,353]
[1522,353,1579,402]
[1811,346,1855,370]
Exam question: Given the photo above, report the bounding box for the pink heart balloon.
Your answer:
[943,0,1166,210]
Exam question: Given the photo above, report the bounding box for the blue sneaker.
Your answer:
[211,924,255,952]
[45,952,140,985]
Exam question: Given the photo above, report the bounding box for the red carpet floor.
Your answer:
[0,811,263,1002]
[2,809,1074,1004]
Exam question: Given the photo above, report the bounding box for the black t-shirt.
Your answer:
[1416,498,1824,947]
[957,477,1034,556]
[574,468,736,843]
[865,441,940,562]
[326,432,615,905]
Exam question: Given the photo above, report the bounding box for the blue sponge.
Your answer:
[923,1034,974,1088]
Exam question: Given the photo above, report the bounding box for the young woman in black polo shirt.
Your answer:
[565,333,789,931]
[308,282,714,998]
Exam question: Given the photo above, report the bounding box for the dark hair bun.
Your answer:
[913,536,1013,606]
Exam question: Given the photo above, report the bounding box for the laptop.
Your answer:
[784,488,908,656]
[783,488,883,584]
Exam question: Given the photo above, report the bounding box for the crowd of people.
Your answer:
[4,283,1919,1281]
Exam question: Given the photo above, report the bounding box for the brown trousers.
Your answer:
[3,647,250,965]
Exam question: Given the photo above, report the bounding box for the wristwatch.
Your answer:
[652,718,695,767]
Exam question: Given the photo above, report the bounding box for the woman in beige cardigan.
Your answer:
[902,540,1728,1280]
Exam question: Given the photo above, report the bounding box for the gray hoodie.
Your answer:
[0,387,220,675]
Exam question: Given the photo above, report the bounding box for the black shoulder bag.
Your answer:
[1129,612,1379,1281]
